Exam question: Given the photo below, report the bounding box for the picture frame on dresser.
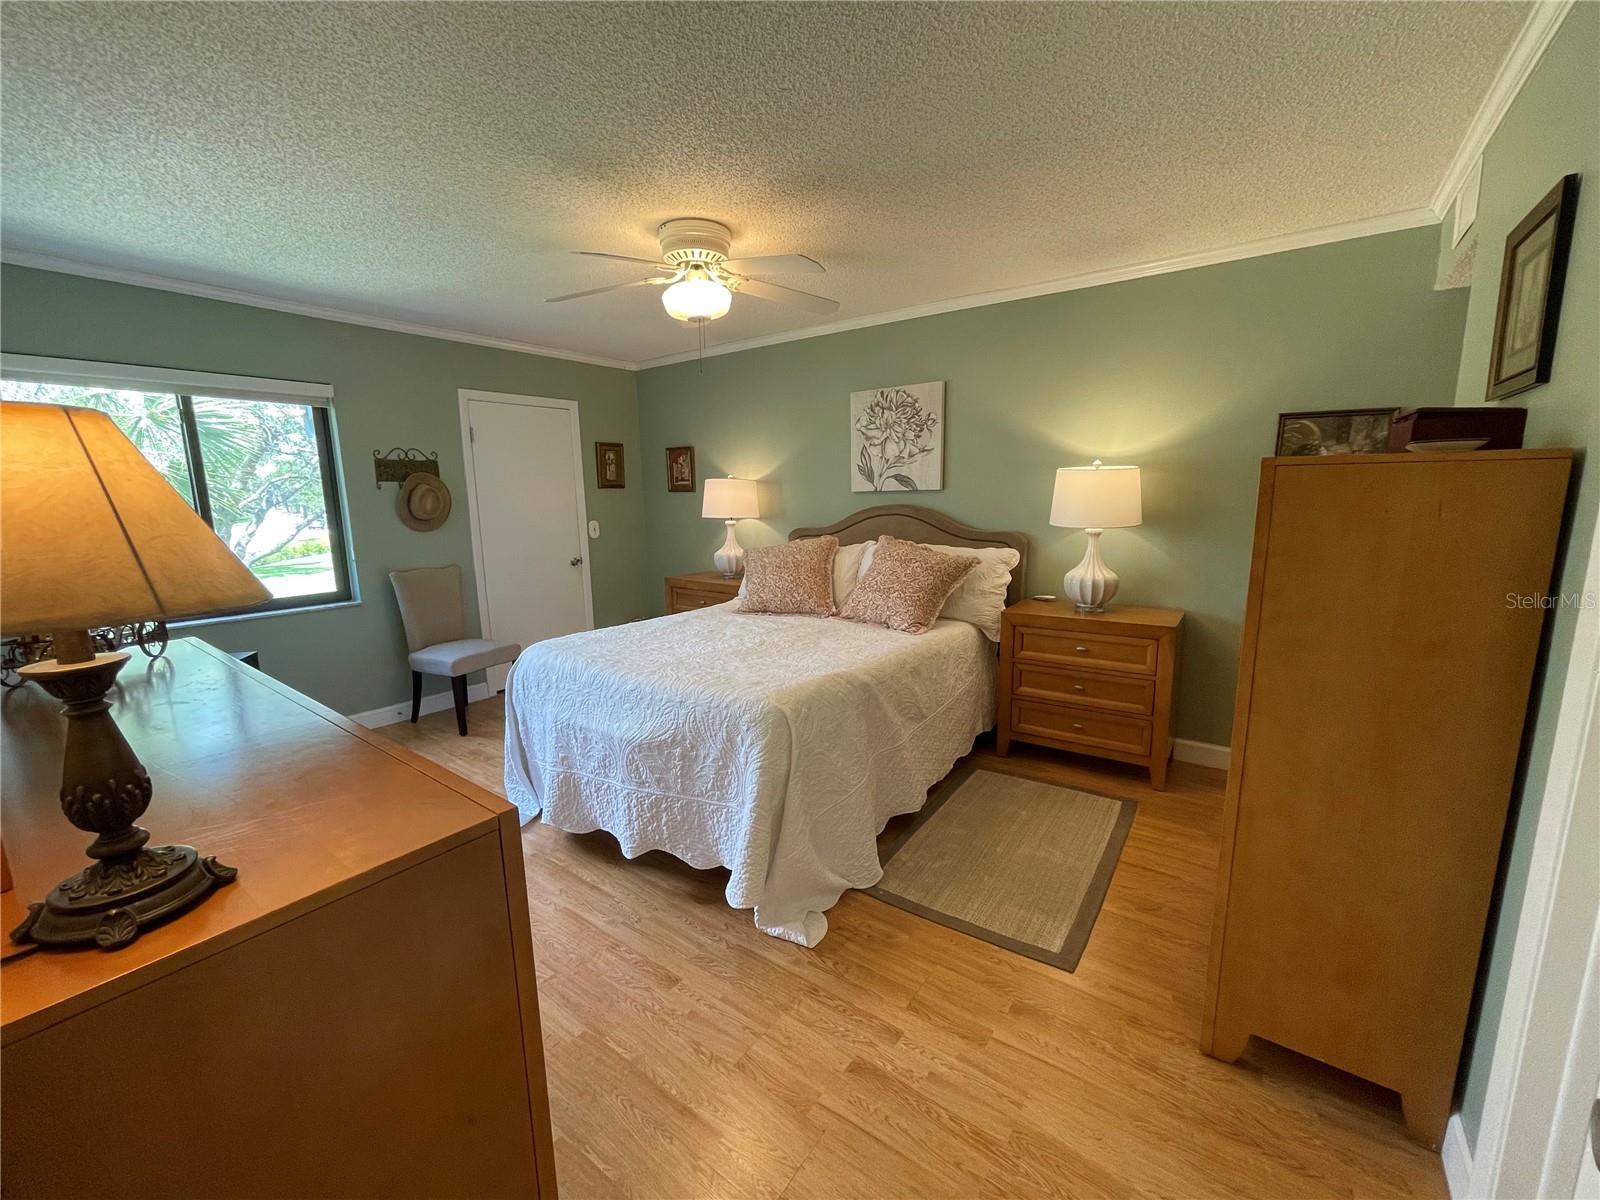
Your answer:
[1274,408,1397,456]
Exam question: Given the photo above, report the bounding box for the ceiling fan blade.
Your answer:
[573,251,672,268]
[720,254,824,275]
[545,278,664,303]
[735,277,839,315]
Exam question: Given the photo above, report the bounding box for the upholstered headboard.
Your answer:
[789,504,1030,606]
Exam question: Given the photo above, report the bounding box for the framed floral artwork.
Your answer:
[850,381,944,492]
[595,441,625,488]
[666,445,695,492]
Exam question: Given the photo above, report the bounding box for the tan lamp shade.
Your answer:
[0,402,271,635]
[1049,462,1143,529]
[701,476,760,520]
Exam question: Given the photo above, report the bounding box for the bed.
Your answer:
[503,505,1029,946]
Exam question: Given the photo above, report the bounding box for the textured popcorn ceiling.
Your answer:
[1,1,1529,365]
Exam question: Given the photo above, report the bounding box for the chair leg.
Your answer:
[451,675,469,736]
[410,671,422,724]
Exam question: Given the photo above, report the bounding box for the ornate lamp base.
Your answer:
[712,519,746,579]
[9,642,237,952]
[1063,528,1120,613]
[10,845,236,950]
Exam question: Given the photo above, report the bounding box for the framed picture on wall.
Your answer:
[1486,173,1581,401]
[1275,408,1397,456]
[595,442,625,488]
[850,381,945,492]
[666,445,695,492]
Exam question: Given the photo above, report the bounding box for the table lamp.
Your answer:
[1,402,271,949]
[702,476,760,578]
[1049,459,1142,611]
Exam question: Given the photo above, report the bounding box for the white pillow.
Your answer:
[737,539,869,608]
[858,539,1019,640]
[831,541,870,608]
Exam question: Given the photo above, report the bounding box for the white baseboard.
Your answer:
[1442,1112,1473,1199]
[349,681,492,729]
[1173,738,1231,771]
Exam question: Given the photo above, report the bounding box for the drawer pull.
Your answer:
[1075,645,1089,653]
[1072,684,1085,692]
[1072,722,1085,731]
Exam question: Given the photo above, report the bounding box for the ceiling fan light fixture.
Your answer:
[661,267,732,322]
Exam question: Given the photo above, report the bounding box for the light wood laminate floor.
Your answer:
[380,697,1446,1199]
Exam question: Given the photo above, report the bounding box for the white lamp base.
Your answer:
[713,519,745,578]
[1063,528,1119,612]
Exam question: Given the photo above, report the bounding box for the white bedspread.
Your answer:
[504,603,995,946]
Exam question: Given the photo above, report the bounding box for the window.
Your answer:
[1,359,352,614]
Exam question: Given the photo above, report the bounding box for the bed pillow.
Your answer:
[840,535,977,634]
[857,541,1020,640]
[737,538,868,609]
[831,540,870,608]
[738,535,839,616]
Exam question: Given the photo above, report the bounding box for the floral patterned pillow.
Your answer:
[839,535,977,634]
[738,536,839,617]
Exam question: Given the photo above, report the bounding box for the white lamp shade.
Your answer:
[1050,463,1142,529]
[0,402,271,633]
[701,476,759,520]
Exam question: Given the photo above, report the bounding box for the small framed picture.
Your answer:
[1275,408,1397,456]
[666,446,696,492]
[1486,174,1580,401]
[594,442,625,489]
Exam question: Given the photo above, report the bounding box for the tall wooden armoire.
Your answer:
[1201,449,1573,1148]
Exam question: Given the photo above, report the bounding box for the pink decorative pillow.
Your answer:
[839,536,977,634]
[738,536,839,616]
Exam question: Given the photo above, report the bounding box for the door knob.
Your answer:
[570,556,583,566]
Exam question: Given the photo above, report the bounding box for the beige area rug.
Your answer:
[867,764,1136,971]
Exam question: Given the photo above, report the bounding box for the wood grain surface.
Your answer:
[386,696,1446,1199]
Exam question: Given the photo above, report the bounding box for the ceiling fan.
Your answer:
[547,218,838,323]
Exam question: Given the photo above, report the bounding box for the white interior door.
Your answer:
[462,393,592,694]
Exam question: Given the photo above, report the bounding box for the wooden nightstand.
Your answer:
[997,600,1183,788]
[665,570,741,613]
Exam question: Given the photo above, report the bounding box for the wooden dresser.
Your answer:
[1,639,558,1200]
[665,570,741,613]
[996,600,1183,788]
[1202,450,1573,1148]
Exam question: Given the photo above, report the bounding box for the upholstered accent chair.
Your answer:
[388,565,519,736]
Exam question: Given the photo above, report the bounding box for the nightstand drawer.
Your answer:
[1013,627,1158,675]
[1013,664,1155,716]
[1012,701,1152,756]
[669,587,733,613]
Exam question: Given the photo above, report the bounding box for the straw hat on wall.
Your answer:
[397,472,451,531]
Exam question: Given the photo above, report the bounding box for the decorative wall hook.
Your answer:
[373,448,440,489]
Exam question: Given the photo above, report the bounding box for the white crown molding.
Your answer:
[1428,0,1577,219]
[636,207,1438,368]
[0,248,637,372]
[1,8,1570,376]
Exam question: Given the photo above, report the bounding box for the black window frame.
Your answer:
[169,394,354,616]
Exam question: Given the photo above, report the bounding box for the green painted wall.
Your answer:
[637,225,1469,746]
[0,264,646,716]
[1448,2,1599,1150]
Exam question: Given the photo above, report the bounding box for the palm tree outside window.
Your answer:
[0,380,352,613]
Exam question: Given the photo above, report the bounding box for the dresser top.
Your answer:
[1,639,507,1040]
[667,571,741,588]
[1004,599,1184,631]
